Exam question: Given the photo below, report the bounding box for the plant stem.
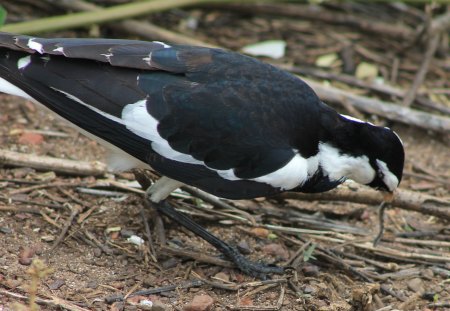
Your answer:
[0,0,234,35]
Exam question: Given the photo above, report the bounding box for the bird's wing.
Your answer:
[0,33,322,198]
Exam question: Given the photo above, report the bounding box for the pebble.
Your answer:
[250,228,269,238]
[421,269,434,279]
[48,278,65,290]
[261,243,289,260]
[407,278,424,293]
[213,272,230,282]
[152,300,170,311]
[237,240,252,254]
[183,294,214,311]
[18,247,36,265]
[18,132,44,145]
[302,263,320,277]
[302,285,316,295]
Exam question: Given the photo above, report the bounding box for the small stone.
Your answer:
[239,297,253,306]
[237,240,251,255]
[183,294,214,311]
[161,257,179,269]
[262,243,289,260]
[120,229,135,238]
[303,285,316,295]
[18,132,44,145]
[18,247,35,265]
[152,300,170,311]
[302,263,320,277]
[250,228,269,238]
[213,272,230,282]
[93,248,102,257]
[407,278,424,293]
[48,278,65,290]
[0,227,12,234]
[421,269,434,279]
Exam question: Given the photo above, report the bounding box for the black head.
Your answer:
[360,124,405,192]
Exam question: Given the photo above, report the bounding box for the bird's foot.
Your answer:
[148,197,284,279]
[223,246,284,279]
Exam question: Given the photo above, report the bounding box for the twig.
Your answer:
[159,245,234,268]
[42,0,218,47]
[181,185,257,226]
[278,64,450,115]
[211,3,415,40]
[48,204,82,253]
[140,208,158,262]
[0,149,106,176]
[302,78,450,134]
[0,0,242,34]
[8,181,86,195]
[104,279,205,303]
[281,183,450,220]
[0,288,90,311]
[402,34,440,106]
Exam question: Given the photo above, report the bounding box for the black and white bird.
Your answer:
[0,32,404,277]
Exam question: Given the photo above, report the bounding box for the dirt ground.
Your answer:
[0,2,449,311]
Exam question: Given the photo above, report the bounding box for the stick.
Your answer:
[281,183,450,220]
[0,149,107,176]
[0,288,90,311]
[42,0,219,47]
[402,34,440,107]
[278,64,450,115]
[210,3,415,40]
[0,0,242,35]
[303,78,450,134]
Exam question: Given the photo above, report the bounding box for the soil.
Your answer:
[0,2,449,311]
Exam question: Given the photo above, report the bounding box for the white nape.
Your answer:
[0,77,33,100]
[318,142,375,185]
[376,159,399,191]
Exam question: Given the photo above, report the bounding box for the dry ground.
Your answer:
[0,2,449,310]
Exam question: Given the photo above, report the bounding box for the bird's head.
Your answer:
[360,124,405,194]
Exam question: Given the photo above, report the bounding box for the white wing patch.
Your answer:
[122,100,200,164]
[0,77,33,100]
[50,87,124,124]
[122,100,314,190]
[17,56,32,70]
[27,38,44,54]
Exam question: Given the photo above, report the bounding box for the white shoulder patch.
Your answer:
[252,153,309,190]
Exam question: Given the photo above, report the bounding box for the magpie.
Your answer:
[0,32,404,277]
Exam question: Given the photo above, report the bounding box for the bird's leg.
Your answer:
[146,177,284,279]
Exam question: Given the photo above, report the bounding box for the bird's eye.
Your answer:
[378,170,384,180]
